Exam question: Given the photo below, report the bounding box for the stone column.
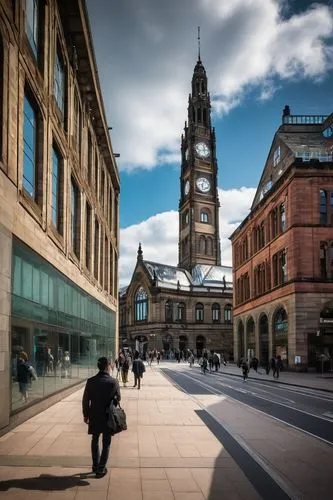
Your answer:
[0,224,12,429]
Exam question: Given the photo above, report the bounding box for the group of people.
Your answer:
[240,355,283,381]
[114,350,146,389]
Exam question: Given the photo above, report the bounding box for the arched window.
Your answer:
[274,308,288,335]
[195,303,204,322]
[212,303,220,322]
[165,300,173,322]
[320,190,327,225]
[200,210,209,223]
[199,235,205,254]
[135,287,148,321]
[206,237,213,256]
[224,304,232,323]
[177,302,185,322]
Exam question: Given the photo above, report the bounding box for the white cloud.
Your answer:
[87,0,333,172]
[119,186,256,286]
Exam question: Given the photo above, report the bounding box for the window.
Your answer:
[165,300,173,322]
[195,303,204,322]
[320,190,327,225]
[73,91,81,153]
[200,211,209,223]
[212,303,220,322]
[224,304,232,323]
[26,0,39,57]
[23,94,37,198]
[101,168,105,208]
[177,302,185,322]
[135,287,148,321]
[271,208,278,239]
[71,178,80,257]
[104,235,108,291]
[274,308,288,336]
[95,151,99,198]
[280,204,286,232]
[54,44,65,113]
[273,145,281,166]
[199,235,205,254]
[51,146,62,233]
[272,249,287,286]
[86,203,92,270]
[206,237,213,256]
[94,219,99,279]
[100,229,104,288]
[320,241,328,278]
[87,130,92,184]
[109,242,114,296]
[185,211,189,225]
[323,125,333,138]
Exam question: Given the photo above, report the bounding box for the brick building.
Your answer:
[0,0,119,432]
[119,55,233,358]
[230,106,333,371]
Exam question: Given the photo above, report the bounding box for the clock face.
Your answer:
[184,180,190,195]
[195,142,210,159]
[196,177,210,193]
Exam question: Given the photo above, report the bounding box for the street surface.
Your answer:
[161,363,333,445]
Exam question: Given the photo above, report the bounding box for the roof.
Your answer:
[142,260,233,291]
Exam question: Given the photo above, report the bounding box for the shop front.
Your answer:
[11,240,116,412]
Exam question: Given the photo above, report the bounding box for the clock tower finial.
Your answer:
[178,48,221,270]
[197,26,201,61]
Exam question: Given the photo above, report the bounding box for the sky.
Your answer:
[86,0,333,286]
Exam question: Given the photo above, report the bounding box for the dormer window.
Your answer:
[273,146,281,166]
[323,125,333,138]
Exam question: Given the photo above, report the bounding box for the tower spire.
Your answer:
[197,26,201,61]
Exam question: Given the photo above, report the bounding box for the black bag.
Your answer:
[107,401,127,435]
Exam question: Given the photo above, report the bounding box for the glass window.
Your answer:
[13,255,22,296]
[94,219,99,279]
[165,300,173,322]
[26,0,38,58]
[54,46,65,113]
[212,303,220,322]
[23,94,36,198]
[22,260,33,300]
[51,147,61,231]
[195,303,204,322]
[86,203,92,270]
[71,178,80,257]
[274,308,288,335]
[280,204,286,232]
[323,126,333,138]
[32,266,40,302]
[177,302,185,321]
[320,241,327,278]
[273,146,280,166]
[320,190,327,225]
[200,211,208,223]
[224,304,232,323]
[135,287,148,321]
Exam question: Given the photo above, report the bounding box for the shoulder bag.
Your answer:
[107,401,127,435]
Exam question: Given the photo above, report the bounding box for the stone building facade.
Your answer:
[119,55,233,358]
[230,106,333,371]
[0,0,119,432]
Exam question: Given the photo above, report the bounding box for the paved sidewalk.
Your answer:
[206,363,333,392]
[0,367,261,500]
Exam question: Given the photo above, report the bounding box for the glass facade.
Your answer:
[26,0,38,58]
[54,48,65,113]
[11,239,116,412]
[51,147,60,229]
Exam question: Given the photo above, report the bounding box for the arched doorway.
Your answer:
[246,317,255,358]
[238,320,244,360]
[259,314,269,367]
[163,334,173,358]
[196,335,206,357]
[179,335,188,354]
[273,308,288,367]
[308,303,333,372]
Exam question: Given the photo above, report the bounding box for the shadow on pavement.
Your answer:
[0,473,91,491]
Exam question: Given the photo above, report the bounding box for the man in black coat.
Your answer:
[82,357,121,477]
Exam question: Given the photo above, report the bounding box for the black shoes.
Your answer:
[96,467,108,478]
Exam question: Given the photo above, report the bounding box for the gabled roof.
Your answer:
[251,109,333,210]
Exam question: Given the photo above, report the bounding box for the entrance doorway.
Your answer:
[246,317,255,359]
[259,314,269,367]
[196,335,206,357]
[238,321,244,360]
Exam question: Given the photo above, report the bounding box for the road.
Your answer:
[161,363,333,445]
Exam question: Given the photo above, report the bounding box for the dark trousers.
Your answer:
[91,430,112,471]
[134,374,141,389]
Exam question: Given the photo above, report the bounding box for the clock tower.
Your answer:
[178,41,221,270]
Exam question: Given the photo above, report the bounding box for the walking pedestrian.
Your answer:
[275,355,282,378]
[156,352,161,365]
[132,353,146,389]
[82,357,121,478]
[17,351,31,404]
[242,359,249,381]
[271,357,277,377]
[121,356,130,386]
[202,355,208,374]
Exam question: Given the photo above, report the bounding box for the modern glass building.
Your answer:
[0,0,119,432]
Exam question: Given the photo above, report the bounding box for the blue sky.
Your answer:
[86,0,333,285]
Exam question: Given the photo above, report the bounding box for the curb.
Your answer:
[216,370,333,394]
